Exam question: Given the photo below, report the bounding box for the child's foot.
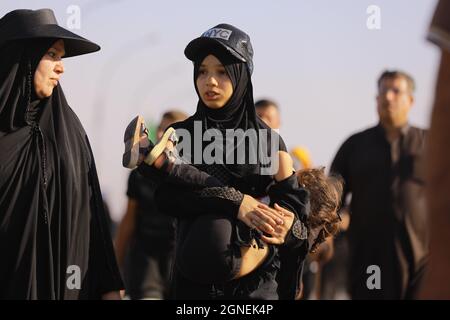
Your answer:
[123,115,181,170]
[122,115,150,169]
[143,127,177,167]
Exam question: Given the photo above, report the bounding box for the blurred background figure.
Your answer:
[291,146,313,170]
[331,70,428,299]
[255,99,281,130]
[420,0,450,299]
[115,110,188,300]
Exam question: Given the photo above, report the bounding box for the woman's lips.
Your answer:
[204,91,219,100]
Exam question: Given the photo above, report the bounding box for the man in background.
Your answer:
[115,110,188,299]
[331,70,428,299]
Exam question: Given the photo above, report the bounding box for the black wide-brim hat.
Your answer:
[0,8,100,57]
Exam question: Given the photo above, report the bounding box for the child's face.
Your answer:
[196,54,233,109]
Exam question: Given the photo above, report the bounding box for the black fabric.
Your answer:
[127,170,176,250]
[173,242,280,300]
[125,241,173,300]
[169,163,223,188]
[125,170,176,299]
[0,40,123,299]
[176,213,242,284]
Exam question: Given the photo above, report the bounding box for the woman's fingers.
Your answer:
[256,205,284,225]
[274,203,294,218]
[258,203,285,218]
[251,215,274,234]
[253,208,280,227]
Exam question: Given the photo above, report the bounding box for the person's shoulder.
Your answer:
[65,106,87,135]
[340,125,379,147]
[256,117,287,151]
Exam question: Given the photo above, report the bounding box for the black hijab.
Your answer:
[0,40,123,299]
[188,46,286,181]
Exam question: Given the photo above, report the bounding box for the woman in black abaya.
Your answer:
[0,9,123,299]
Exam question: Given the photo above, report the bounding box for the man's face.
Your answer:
[34,39,65,99]
[257,105,281,129]
[376,76,414,128]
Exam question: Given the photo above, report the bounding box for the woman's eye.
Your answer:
[199,70,207,75]
[47,51,56,58]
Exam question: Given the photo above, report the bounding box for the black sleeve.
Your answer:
[126,170,140,199]
[154,182,244,220]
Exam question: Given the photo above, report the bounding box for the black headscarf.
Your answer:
[189,46,285,180]
[0,39,123,299]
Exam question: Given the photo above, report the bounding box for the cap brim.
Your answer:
[184,37,245,63]
[3,24,100,58]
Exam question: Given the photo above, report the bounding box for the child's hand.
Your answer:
[238,195,282,233]
[259,203,295,245]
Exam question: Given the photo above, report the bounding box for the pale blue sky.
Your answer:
[1,0,441,220]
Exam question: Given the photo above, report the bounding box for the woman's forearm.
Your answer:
[155,182,243,219]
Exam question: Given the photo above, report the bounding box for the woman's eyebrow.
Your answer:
[51,46,66,57]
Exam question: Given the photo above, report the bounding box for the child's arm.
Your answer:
[267,151,309,238]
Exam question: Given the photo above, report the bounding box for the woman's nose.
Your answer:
[55,61,64,75]
[206,75,218,86]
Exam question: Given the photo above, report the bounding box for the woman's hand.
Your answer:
[238,195,284,233]
[257,203,295,245]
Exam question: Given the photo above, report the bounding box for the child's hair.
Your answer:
[296,167,343,253]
